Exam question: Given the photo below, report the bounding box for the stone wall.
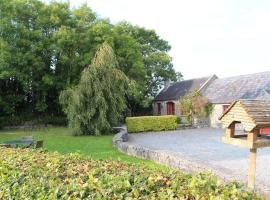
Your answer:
[112,127,128,146]
[209,104,225,128]
[112,129,242,183]
[192,117,210,128]
[112,128,212,173]
[153,100,181,116]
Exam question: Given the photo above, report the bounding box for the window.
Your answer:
[157,103,161,115]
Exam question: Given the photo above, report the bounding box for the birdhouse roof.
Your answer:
[219,99,270,131]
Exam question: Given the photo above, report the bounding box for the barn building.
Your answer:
[153,71,270,128]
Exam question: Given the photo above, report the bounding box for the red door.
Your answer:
[166,102,175,115]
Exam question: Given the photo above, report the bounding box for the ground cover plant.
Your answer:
[0,147,261,199]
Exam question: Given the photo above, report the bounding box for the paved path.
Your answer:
[127,128,270,192]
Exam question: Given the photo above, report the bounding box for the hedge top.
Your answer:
[126,115,178,133]
[126,115,176,119]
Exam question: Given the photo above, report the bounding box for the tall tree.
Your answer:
[59,43,129,135]
[0,0,179,126]
[113,22,177,115]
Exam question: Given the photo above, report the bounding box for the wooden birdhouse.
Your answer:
[219,99,270,189]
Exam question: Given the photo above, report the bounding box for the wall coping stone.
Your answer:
[112,127,128,146]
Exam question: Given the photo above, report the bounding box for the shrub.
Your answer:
[126,115,177,133]
[179,91,212,117]
[176,116,181,124]
[0,148,261,199]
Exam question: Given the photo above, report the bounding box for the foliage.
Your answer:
[59,43,129,135]
[179,91,213,118]
[176,116,181,124]
[0,115,67,128]
[0,0,178,126]
[179,96,192,116]
[126,115,177,133]
[0,148,261,199]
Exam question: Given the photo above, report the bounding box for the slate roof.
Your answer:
[202,71,270,104]
[154,76,212,101]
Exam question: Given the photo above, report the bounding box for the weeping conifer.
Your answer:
[60,42,129,135]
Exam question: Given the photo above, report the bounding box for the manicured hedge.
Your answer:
[126,115,177,133]
[0,148,260,199]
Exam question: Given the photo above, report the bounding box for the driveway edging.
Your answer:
[112,129,269,195]
[113,129,236,179]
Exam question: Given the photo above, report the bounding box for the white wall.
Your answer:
[209,104,231,128]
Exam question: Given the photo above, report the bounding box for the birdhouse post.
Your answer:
[219,99,270,189]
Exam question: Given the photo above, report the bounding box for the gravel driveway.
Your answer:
[127,128,270,192]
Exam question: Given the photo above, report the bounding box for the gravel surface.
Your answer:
[127,128,270,192]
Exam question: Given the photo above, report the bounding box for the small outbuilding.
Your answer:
[219,99,270,189]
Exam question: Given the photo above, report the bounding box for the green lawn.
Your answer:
[0,127,164,168]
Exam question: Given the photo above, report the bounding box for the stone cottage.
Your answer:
[153,75,217,116]
[153,71,270,128]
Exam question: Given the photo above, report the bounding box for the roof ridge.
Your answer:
[218,70,270,80]
[173,75,214,84]
[239,98,270,102]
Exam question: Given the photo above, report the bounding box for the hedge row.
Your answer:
[0,148,261,199]
[126,115,177,133]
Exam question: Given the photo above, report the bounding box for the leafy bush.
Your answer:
[179,91,213,117]
[0,148,260,199]
[126,115,177,133]
[176,116,181,124]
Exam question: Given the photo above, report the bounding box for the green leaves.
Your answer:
[0,148,261,199]
[0,0,178,125]
[60,43,129,135]
[126,115,178,133]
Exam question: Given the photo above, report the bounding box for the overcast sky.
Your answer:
[48,0,270,79]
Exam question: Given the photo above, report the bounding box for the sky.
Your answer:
[48,0,270,79]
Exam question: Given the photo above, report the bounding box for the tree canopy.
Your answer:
[60,43,129,135]
[0,0,179,126]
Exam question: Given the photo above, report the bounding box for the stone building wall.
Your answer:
[154,101,234,129]
[153,100,181,116]
[209,104,229,128]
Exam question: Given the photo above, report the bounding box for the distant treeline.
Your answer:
[0,0,180,127]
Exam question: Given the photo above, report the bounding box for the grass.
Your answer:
[0,127,165,169]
